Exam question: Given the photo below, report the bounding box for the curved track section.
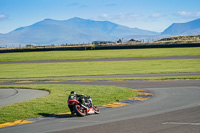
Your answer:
[0,89,49,107]
[0,80,200,133]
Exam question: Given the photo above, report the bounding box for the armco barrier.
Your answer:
[1,43,200,53]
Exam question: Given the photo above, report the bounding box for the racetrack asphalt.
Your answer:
[52,105,200,133]
[6,72,199,80]
[0,89,49,107]
[0,55,200,133]
[1,79,200,133]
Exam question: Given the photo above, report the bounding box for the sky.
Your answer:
[0,0,200,34]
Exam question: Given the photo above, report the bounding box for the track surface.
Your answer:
[0,89,49,107]
[8,72,200,80]
[0,56,200,133]
[1,80,200,133]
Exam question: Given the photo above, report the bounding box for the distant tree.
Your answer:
[117,39,122,43]
[129,39,136,42]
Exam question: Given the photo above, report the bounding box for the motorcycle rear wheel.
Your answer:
[74,104,86,117]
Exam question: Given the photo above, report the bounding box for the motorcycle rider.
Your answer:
[68,91,93,114]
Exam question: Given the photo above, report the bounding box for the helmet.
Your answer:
[70,91,76,95]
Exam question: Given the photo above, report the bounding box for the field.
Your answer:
[1,59,200,79]
[0,47,200,124]
[0,47,200,62]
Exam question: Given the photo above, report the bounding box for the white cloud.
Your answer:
[119,13,140,19]
[175,11,200,20]
[98,13,141,24]
[0,14,7,20]
[196,12,200,17]
[102,14,109,18]
[178,11,192,16]
[100,13,111,20]
[151,13,162,18]
[129,14,139,18]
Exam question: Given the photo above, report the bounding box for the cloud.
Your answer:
[178,11,192,16]
[196,12,200,17]
[175,11,200,20]
[151,13,162,18]
[99,13,140,21]
[98,14,113,21]
[159,11,199,25]
[0,14,7,20]
[177,11,200,18]
[101,14,110,18]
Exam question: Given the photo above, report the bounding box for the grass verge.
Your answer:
[0,84,137,124]
[0,47,200,62]
[0,59,200,79]
[0,75,200,82]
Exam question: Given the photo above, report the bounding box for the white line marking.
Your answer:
[163,122,200,126]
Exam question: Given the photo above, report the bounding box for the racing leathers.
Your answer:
[68,93,93,114]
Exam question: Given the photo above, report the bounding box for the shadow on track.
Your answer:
[38,113,75,118]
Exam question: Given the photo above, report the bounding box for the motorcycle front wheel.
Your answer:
[94,107,100,114]
[74,104,86,117]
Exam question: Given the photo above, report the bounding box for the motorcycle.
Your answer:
[68,99,100,117]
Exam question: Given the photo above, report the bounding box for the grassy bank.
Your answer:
[0,47,200,62]
[0,75,200,82]
[1,59,199,79]
[0,84,137,124]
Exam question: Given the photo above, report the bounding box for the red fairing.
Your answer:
[68,100,79,106]
[67,98,100,116]
[87,108,95,114]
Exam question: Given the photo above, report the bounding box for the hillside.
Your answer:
[0,17,158,47]
[154,35,200,44]
[161,18,200,35]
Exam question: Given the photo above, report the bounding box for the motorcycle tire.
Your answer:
[74,104,86,117]
[94,107,100,114]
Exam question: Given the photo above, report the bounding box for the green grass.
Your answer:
[1,59,200,79]
[0,47,199,124]
[1,75,199,82]
[0,84,137,124]
[0,47,200,62]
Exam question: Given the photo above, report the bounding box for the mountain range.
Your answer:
[0,17,200,47]
[161,18,200,35]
